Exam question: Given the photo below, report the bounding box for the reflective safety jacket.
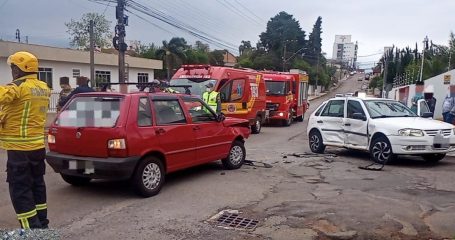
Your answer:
[203,91,220,113]
[0,74,50,150]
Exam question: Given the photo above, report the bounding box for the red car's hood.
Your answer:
[223,117,250,128]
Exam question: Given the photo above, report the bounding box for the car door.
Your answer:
[417,99,431,117]
[152,98,197,172]
[318,99,346,146]
[344,100,369,149]
[182,97,231,163]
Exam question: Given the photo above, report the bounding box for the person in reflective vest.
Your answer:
[2,52,51,229]
[202,83,221,114]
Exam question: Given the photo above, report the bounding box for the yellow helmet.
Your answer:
[7,51,39,73]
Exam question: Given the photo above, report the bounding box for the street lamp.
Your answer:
[419,36,429,83]
[282,40,297,71]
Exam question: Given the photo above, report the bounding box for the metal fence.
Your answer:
[49,91,60,113]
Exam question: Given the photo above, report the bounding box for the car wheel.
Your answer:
[370,136,394,164]
[309,130,325,153]
[422,153,446,163]
[132,156,165,197]
[295,115,304,122]
[251,116,262,134]
[61,174,91,186]
[222,141,246,170]
[283,110,292,126]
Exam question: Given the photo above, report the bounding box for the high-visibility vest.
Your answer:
[0,74,50,150]
[203,91,219,111]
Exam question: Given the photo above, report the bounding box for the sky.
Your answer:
[0,0,454,69]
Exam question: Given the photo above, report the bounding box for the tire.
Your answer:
[295,115,304,122]
[61,174,91,186]
[283,112,292,126]
[251,116,262,134]
[370,136,395,164]
[309,130,325,153]
[422,153,446,163]
[131,156,165,197]
[222,141,246,170]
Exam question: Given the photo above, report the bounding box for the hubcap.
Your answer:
[372,141,391,162]
[310,135,320,151]
[255,119,261,130]
[142,163,161,190]
[230,145,244,165]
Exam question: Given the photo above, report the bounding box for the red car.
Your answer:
[46,91,250,197]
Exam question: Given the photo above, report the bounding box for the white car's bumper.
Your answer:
[388,135,455,155]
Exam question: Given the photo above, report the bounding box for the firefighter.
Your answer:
[202,82,221,114]
[2,51,51,229]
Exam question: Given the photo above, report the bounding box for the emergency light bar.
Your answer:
[182,64,210,70]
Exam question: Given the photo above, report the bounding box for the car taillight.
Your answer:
[48,134,55,144]
[108,139,127,157]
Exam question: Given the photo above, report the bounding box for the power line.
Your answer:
[0,0,9,11]
[233,0,265,22]
[215,0,262,27]
[220,0,263,26]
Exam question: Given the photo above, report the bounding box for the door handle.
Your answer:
[317,120,323,124]
[193,126,201,130]
[155,128,166,135]
[344,123,351,126]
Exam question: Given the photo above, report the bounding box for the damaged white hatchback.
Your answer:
[307,96,455,164]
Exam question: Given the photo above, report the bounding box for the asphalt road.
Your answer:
[1,74,454,239]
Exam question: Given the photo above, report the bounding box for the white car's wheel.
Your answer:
[370,136,395,164]
[309,130,325,153]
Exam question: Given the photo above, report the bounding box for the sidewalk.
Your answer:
[308,76,348,102]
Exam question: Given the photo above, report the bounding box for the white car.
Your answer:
[307,96,455,164]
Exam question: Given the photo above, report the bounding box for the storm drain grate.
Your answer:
[216,213,259,230]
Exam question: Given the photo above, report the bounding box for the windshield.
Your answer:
[364,100,417,118]
[169,78,217,97]
[266,81,287,96]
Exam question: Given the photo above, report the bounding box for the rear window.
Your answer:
[57,96,122,127]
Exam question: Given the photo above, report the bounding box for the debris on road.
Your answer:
[244,160,273,168]
[358,162,385,171]
[1,229,60,240]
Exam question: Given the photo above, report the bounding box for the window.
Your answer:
[57,96,122,127]
[347,100,365,119]
[183,98,216,122]
[153,100,186,125]
[72,69,81,78]
[321,100,345,117]
[138,73,149,83]
[38,67,53,89]
[138,97,152,126]
[95,70,111,85]
[219,79,245,102]
[315,102,327,116]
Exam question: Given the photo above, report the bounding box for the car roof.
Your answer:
[331,96,391,101]
[75,91,194,99]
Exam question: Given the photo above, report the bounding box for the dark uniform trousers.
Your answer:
[6,148,48,229]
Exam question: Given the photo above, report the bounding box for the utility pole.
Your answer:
[25,36,28,44]
[448,48,452,72]
[419,36,429,83]
[89,20,95,88]
[382,56,388,98]
[315,53,320,95]
[15,29,20,43]
[282,42,287,72]
[114,0,128,93]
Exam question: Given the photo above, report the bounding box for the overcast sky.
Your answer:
[0,0,454,68]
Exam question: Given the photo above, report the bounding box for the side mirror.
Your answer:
[352,113,367,121]
[217,113,226,122]
[421,112,433,118]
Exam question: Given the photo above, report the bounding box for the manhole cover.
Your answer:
[216,212,259,230]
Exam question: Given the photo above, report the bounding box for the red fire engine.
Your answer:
[263,69,309,126]
[170,65,267,133]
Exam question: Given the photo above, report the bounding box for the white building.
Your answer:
[0,41,162,92]
[332,35,358,68]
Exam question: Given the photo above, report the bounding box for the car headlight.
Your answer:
[398,129,424,137]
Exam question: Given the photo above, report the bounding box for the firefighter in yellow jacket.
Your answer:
[2,52,50,229]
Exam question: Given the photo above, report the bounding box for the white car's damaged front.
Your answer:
[365,99,455,162]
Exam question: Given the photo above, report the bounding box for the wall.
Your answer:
[389,69,455,120]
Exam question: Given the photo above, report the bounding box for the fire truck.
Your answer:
[263,69,309,126]
[170,65,267,134]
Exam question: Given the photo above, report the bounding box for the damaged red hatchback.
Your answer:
[46,91,250,197]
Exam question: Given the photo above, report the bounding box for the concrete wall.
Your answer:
[389,69,455,119]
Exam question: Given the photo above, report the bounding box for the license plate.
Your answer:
[68,160,78,170]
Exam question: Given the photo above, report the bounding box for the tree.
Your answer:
[194,41,210,53]
[65,13,112,49]
[156,37,188,79]
[259,12,306,55]
[209,50,225,66]
[306,17,322,65]
[137,43,158,59]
